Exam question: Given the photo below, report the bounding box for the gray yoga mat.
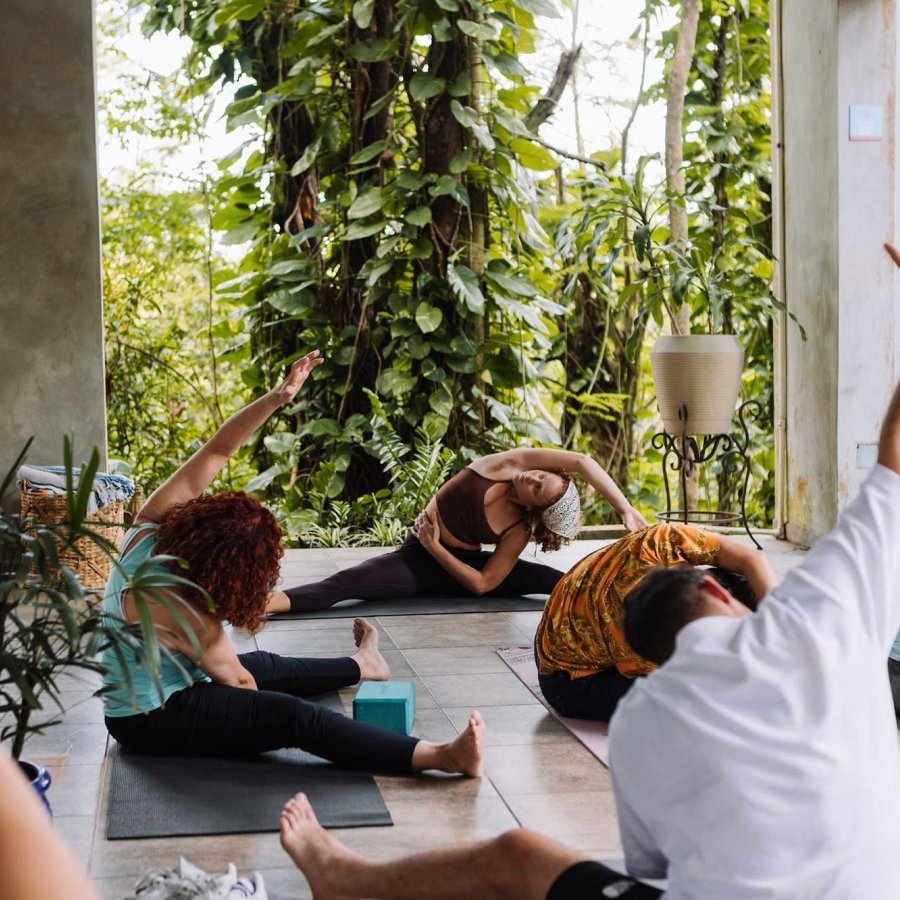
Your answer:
[271,594,548,620]
[106,692,392,839]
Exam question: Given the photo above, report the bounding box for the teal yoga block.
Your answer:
[353,681,416,734]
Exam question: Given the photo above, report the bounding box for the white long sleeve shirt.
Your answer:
[609,464,900,899]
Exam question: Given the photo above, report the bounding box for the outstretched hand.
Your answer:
[886,243,900,268]
[273,350,324,405]
[621,506,649,532]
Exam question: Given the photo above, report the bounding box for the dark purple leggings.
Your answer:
[284,534,564,612]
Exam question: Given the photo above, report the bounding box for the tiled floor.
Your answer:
[24,535,808,899]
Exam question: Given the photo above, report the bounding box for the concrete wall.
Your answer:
[0,0,107,493]
[776,0,900,545]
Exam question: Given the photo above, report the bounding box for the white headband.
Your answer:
[541,480,581,539]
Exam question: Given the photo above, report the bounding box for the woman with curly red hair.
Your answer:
[100,350,484,776]
[267,448,647,615]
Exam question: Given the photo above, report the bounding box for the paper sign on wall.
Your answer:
[849,105,884,141]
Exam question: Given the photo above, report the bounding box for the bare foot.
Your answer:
[279,793,360,899]
[351,618,390,681]
[442,710,485,777]
[265,590,291,616]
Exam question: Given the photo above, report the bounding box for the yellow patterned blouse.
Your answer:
[535,524,721,679]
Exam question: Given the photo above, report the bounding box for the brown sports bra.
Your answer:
[434,467,524,546]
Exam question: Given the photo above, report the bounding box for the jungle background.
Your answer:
[100,0,778,547]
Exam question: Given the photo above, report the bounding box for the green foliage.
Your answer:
[280,391,455,546]
[99,1,251,493]
[140,0,570,505]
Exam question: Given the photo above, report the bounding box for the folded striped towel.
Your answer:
[17,465,135,516]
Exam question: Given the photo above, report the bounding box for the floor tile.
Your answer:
[44,762,103,817]
[444,704,572,746]
[483,742,610,796]
[381,619,524,650]
[503,790,622,853]
[421,672,539,708]
[55,814,97,866]
[24,722,109,766]
[401,645,512,676]
[30,690,106,726]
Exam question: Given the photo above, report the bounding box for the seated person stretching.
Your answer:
[267,449,647,614]
[534,523,775,721]
[608,378,900,896]
[102,350,484,778]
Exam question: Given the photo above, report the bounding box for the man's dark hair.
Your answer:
[624,565,758,665]
[623,566,711,665]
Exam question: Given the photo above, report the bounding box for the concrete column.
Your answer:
[0,0,107,490]
[776,0,900,545]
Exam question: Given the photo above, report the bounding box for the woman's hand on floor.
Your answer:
[620,506,649,532]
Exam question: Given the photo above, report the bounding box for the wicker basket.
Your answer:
[19,491,127,590]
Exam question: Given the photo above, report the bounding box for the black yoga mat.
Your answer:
[106,692,392,839]
[271,594,549,620]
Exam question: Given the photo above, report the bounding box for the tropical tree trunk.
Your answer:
[664,0,701,511]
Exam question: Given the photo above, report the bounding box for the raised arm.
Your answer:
[137,350,324,523]
[717,535,777,602]
[764,379,900,647]
[878,378,900,476]
[485,448,647,532]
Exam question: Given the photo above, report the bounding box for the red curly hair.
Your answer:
[155,491,282,634]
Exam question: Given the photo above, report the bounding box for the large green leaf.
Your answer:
[348,187,386,219]
[448,264,486,314]
[350,140,388,166]
[409,74,447,102]
[509,138,558,171]
[415,301,443,333]
[289,137,322,176]
[405,206,433,227]
[343,220,387,240]
[352,0,374,28]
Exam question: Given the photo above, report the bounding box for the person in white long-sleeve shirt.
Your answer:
[609,378,900,899]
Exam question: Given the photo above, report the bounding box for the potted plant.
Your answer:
[0,437,199,811]
[649,247,745,436]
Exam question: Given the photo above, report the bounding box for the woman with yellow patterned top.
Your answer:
[534,523,776,721]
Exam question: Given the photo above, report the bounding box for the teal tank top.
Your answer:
[101,525,210,717]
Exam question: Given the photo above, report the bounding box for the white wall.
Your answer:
[776,0,900,545]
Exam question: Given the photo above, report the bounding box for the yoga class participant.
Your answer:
[608,380,900,897]
[279,791,662,900]
[535,523,775,721]
[101,350,484,777]
[267,449,647,614]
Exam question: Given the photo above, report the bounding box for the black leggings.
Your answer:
[537,651,636,722]
[105,651,418,773]
[547,861,662,899]
[285,534,564,612]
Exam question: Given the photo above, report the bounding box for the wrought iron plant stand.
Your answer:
[651,400,762,550]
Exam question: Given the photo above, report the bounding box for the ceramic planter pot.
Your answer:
[650,335,744,436]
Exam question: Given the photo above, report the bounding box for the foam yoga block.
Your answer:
[353,681,416,734]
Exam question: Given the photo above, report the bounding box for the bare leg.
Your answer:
[0,754,100,900]
[280,793,581,900]
[412,710,484,776]
[350,618,390,681]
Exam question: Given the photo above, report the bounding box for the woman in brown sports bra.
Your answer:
[267,448,647,614]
